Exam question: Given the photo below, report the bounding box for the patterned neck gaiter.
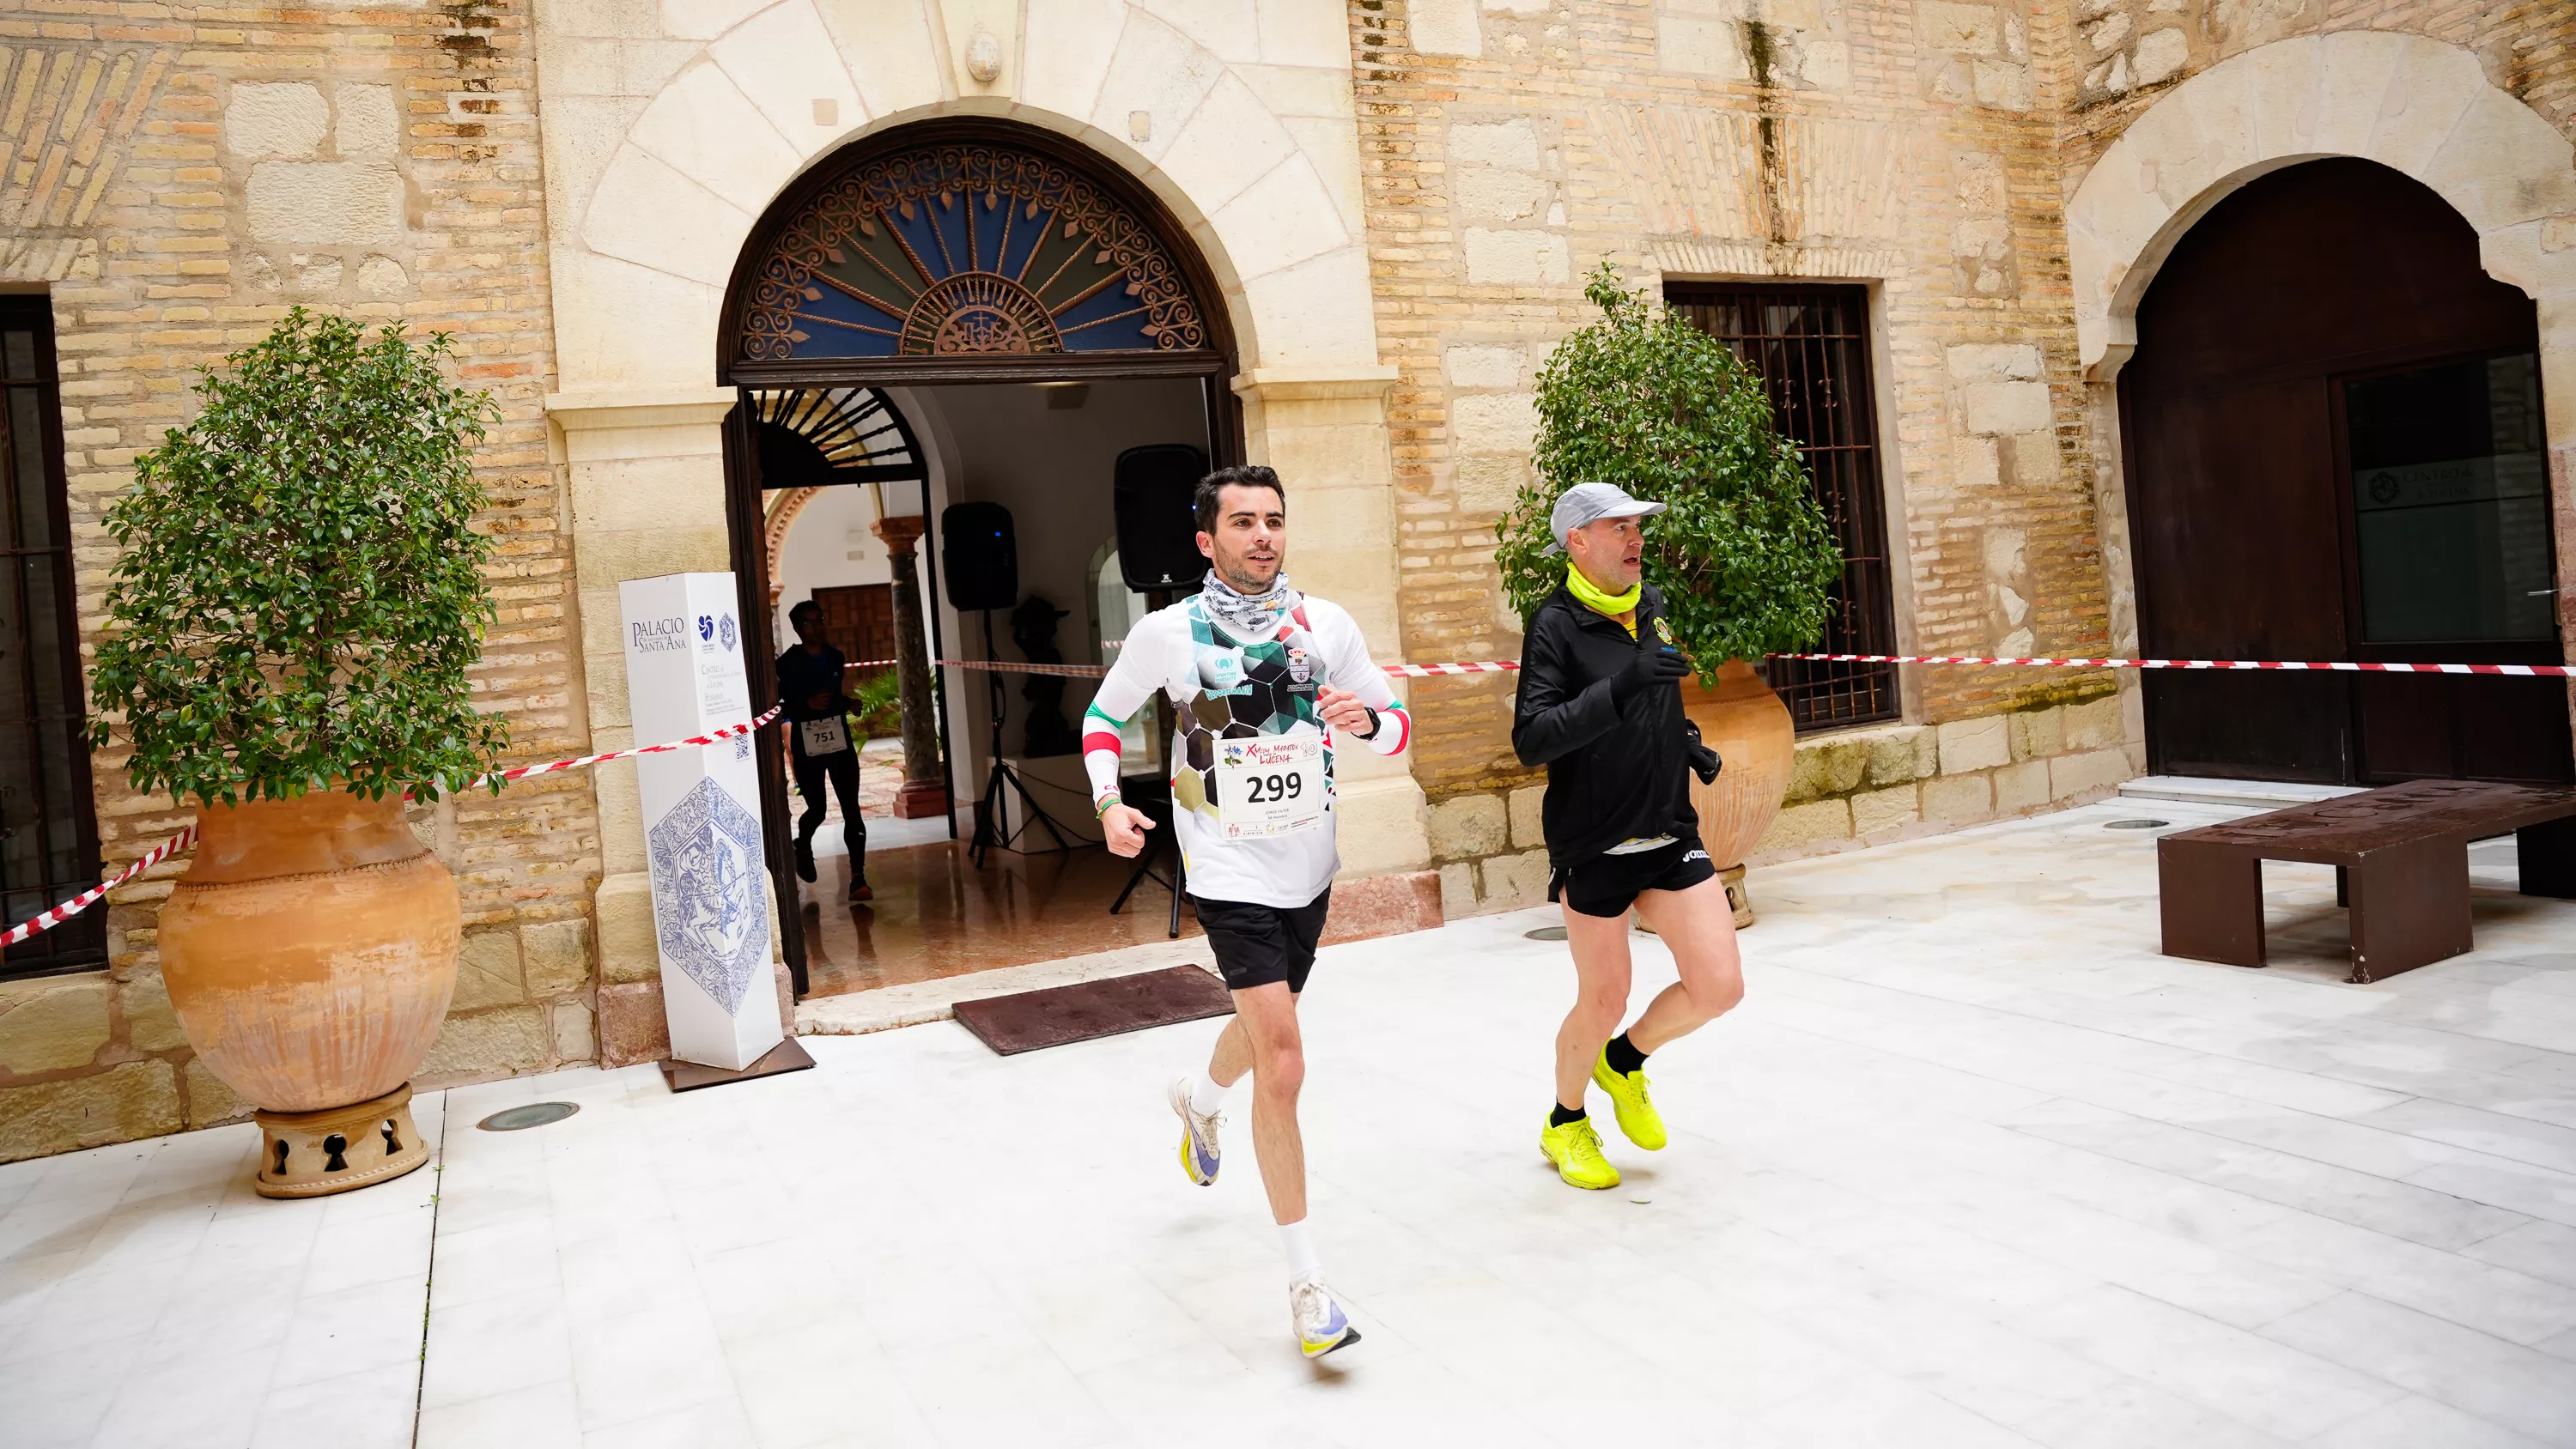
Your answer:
[1199,568,1300,640]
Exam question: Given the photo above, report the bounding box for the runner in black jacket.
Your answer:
[1511,482,1743,1191]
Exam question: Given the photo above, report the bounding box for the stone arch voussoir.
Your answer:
[566,0,1381,382]
[2069,30,2576,386]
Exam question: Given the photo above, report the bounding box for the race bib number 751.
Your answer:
[1213,734,1327,839]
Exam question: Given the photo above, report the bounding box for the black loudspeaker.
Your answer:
[1114,444,1209,593]
[941,501,1018,612]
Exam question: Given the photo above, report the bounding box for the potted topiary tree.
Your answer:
[1498,264,1843,924]
[88,309,508,1197]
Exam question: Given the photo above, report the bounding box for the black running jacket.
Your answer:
[1511,583,1713,867]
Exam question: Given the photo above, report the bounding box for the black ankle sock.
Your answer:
[1548,1103,1587,1128]
[1605,1032,1649,1076]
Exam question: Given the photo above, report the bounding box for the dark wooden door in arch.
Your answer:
[2118,157,2571,785]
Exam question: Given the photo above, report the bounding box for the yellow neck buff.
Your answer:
[1565,561,1642,622]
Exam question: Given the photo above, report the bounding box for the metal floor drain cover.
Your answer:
[1524,925,1569,941]
[477,1102,578,1131]
[2105,818,2172,830]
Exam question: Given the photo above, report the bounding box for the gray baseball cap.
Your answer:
[1544,482,1666,555]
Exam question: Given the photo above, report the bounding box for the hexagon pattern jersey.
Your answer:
[1083,592,1411,910]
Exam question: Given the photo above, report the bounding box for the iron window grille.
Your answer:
[1664,282,1901,731]
[2,298,105,978]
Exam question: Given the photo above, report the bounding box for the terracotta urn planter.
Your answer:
[158,789,459,1197]
[1680,659,1796,926]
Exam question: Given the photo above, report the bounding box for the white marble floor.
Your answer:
[5,797,2576,1447]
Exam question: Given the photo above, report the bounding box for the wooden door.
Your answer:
[811,583,896,680]
[2119,158,2570,785]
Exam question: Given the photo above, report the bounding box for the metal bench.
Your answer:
[2157,779,2576,983]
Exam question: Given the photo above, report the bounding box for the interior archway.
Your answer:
[719,118,1243,995]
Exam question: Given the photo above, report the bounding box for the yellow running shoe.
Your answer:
[1592,1048,1668,1151]
[1540,1115,1620,1190]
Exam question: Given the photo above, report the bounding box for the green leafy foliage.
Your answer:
[86,310,510,806]
[1498,264,1844,676]
[849,670,902,743]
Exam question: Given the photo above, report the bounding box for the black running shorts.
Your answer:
[1191,889,1332,994]
[1548,834,1718,919]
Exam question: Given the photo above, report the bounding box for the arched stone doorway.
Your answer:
[2067,31,2576,786]
[2120,158,2567,784]
[541,21,1431,1020]
[716,118,1245,992]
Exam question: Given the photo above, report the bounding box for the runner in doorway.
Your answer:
[1512,482,1737,1191]
[779,599,871,903]
[1085,464,1412,1360]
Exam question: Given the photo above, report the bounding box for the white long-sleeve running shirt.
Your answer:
[1082,592,1411,909]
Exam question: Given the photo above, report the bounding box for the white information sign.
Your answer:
[619,573,783,1072]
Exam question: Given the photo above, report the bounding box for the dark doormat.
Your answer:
[952,965,1232,1056]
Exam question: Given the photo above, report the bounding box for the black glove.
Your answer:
[1612,641,1691,701]
[1684,719,1722,784]
[1687,739,1722,784]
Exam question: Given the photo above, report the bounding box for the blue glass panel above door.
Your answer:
[741,142,1212,363]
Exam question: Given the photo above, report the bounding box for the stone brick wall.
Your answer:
[1429,681,2142,908]
[2057,0,2576,167]
[1352,0,2143,913]
[0,0,598,1163]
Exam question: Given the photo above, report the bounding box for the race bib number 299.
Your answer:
[1213,735,1327,839]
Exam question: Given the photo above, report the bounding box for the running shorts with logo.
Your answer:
[1548,833,1717,919]
[1194,889,1332,993]
[1080,591,1410,991]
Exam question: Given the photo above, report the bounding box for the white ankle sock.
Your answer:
[1279,1218,1321,1283]
[1188,1071,1230,1116]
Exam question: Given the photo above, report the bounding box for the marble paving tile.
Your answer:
[2014,1378,2293,1449]
[2462,1220,2576,1290]
[580,1391,761,1449]
[88,1341,281,1449]
[245,1362,417,1449]
[2258,1289,2576,1444]
[415,1377,584,1449]
[2216,1210,2576,1346]
[2403,1157,2576,1229]
[2010,1284,2405,1440]
[2357,1096,2576,1176]
[2,797,2573,1445]
[272,1275,434,1391]
[2307,1392,2554,1449]
[418,1282,574,1411]
[2004,1108,2531,1251]
[0,1336,134,1449]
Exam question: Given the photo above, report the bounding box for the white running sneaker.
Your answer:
[1167,1075,1221,1186]
[1289,1273,1360,1359]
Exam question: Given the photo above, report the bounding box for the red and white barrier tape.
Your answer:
[886,650,2573,682]
[1772,652,2575,677]
[3,706,786,949]
[1385,661,1522,677]
[941,658,1109,679]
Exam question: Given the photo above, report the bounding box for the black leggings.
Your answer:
[792,746,866,870]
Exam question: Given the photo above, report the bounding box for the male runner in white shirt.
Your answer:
[1084,464,1412,1360]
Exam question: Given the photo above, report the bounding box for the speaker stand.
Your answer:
[969,609,1074,868]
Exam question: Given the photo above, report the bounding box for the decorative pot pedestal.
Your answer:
[254,1082,428,1198]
